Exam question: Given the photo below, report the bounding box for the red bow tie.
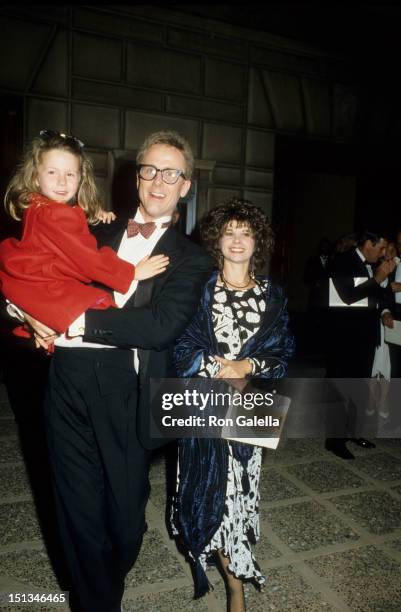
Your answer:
[127,219,170,239]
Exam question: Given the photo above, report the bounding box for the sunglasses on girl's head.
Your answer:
[39,129,85,149]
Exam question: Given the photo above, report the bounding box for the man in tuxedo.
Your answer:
[21,131,213,612]
[325,231,395,459]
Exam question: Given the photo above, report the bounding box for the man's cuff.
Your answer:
[68,312,86,337]
[6,301,25,322]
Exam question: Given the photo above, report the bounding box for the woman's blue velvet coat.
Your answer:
[172,271,295,596]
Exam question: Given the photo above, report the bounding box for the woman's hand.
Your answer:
[214,356,252,379]
[97,210,116,224]
[135,254,169,280]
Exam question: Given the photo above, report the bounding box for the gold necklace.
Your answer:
[220,271,252,290]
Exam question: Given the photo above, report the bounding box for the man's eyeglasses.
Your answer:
[39,129,85,149]
[137,164,186,185]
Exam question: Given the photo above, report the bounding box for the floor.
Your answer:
[1,379,401,612]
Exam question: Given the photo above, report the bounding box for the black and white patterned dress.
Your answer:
[196,280,271,587]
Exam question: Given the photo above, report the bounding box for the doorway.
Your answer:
[272,136,358,354]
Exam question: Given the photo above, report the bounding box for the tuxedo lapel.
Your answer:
[132,227,183,382]
[132,227,182,309]
[349,250,369,277]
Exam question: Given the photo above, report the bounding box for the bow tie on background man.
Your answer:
[127,219,170,239]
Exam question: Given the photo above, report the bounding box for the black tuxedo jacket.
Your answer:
[84,217,213,449]
[330,249,389,309]
[328,248,389,377]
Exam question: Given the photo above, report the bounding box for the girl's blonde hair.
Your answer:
[4,131,103,224]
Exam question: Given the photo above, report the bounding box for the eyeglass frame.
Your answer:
[39,129,85,149]
[137,163,187,185]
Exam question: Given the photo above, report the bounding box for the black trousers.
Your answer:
[45,348,151,612]
[325,309,376,441]
[389,343,401,378]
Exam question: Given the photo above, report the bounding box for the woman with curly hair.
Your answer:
[171,198,294,612]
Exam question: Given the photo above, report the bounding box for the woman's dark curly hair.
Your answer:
[200,198,275,271]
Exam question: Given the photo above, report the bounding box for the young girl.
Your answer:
[0,129,168,337]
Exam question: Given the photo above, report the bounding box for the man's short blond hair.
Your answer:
[136,130,194,179]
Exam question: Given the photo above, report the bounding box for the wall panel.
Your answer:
[205,58,246,101]
[72,79,162,112]
[31,30,68,97]
[72,104,120,149]
[125,111,199,154]
[246,130,275,168]
[168,27,245,60]
[247,68,275,128]
[73,32,122,82]
[26,98,68,140]
[263,71,304,132]
[166,95,242,123]
[202,123,242,165]
[208,187,241,209]
[73,8,164,43]
[126,44,201,94]
[0,17,52,90]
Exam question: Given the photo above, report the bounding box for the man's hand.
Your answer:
[374,259,396,284]
[382,312,394,329]
[390,281,401,293]
[22,312,59,350]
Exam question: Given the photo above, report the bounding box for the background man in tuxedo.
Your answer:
[22,131,213,612]
[325,231,395,459]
